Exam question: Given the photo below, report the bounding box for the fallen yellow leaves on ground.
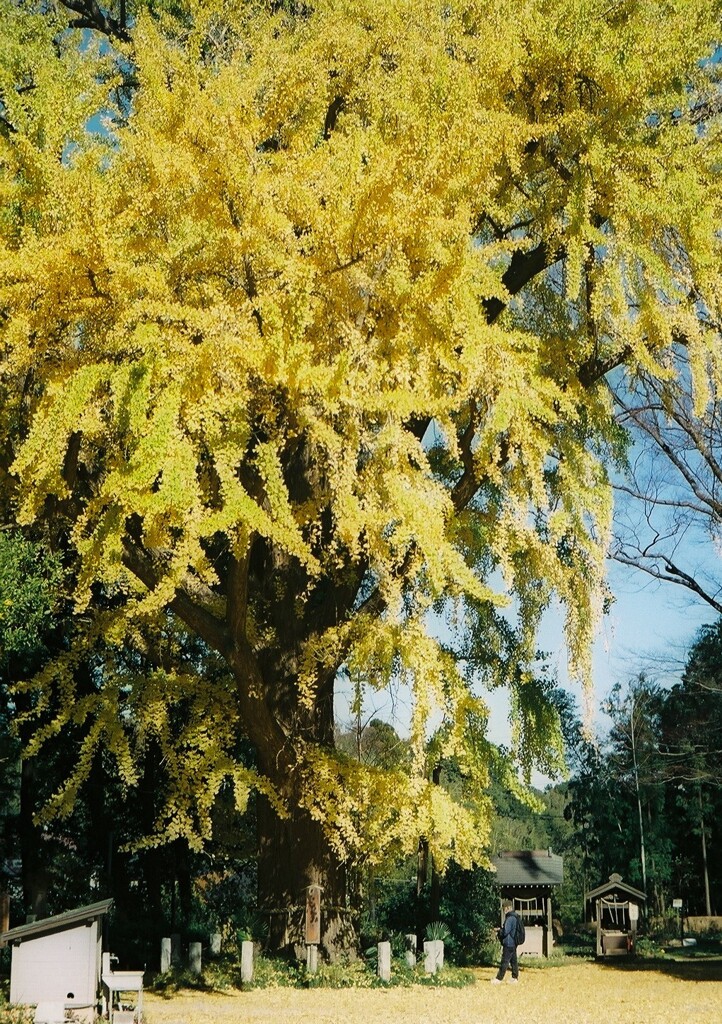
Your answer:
[144,961,722,1024]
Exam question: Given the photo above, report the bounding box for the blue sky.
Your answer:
[482,555,718,781]
[335,555,719,781]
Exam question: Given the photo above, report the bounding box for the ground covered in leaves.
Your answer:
[144,959,722,1024]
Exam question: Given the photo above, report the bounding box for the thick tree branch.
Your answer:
[481,239,565,324]
[60,0,130,41]
[323,95,345,140]
[121,538,231,654]
[227,544,251,642]
[121,534,292,757]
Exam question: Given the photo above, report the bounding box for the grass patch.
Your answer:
[148,951,475,992]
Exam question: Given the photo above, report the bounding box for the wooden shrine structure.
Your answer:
[585,873,645,957]
[491,850,563,957]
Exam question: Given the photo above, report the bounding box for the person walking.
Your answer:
[491,901,521,983]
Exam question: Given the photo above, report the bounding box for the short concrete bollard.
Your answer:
[377,941,392,982]
[241,940,254,984]
[424,939,444,974]
[210,932,222,956]
[306,944,318,975]
[405,934,417,968]
[189,941,202,975]
[160,937,172,973]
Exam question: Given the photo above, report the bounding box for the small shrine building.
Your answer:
[491,849,564,957]
[585,873,646,957]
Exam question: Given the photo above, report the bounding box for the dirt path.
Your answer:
[143,960,722,1024]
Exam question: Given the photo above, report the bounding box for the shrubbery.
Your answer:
[368,863,499,967]
[149,950,475,991]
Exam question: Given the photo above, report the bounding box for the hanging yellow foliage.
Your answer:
[2,0,722,884]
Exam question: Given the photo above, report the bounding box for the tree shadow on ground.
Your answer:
[596,957,722,982]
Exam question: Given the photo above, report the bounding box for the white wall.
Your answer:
[10,920,100,1005]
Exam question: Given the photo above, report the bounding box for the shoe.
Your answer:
[509,978,519,984]
[490,978,502,984]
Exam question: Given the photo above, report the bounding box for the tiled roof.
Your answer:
[585,873,646,902]
[492,850,564,887]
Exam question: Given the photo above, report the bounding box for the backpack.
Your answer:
[497,913,525,946]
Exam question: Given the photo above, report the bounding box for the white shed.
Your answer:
[0,898,113,1014]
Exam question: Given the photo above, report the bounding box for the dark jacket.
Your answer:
[501,911,519,948]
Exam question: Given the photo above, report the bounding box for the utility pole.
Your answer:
[699,784,712,917]
[629,696,648,899]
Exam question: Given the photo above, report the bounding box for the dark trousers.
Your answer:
[496,943,519,980]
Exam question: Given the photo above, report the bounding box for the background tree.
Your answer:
[0,531,65,917]
[659,620,722,916]
[604,678,674,914]
[3,0,722,956]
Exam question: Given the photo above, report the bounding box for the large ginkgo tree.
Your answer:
[2,0,722,954]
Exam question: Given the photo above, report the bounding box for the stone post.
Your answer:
[210,932,222,956]
[241,940,254,984]
[306,944,318,975]
[377,941,391,982]
[424,939,444,974]
[160,937,172,973]
[404,934,417,968]
[189,941,202,975]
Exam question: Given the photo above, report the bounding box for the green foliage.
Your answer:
[555,933,595,960]
[633,936,669,959]
[306,958,376,989]
[700,920,722,943]
[0,532,64,670]
[323,957,475,989]
[149,951,476,990]
[517,951,577,969]
[475,932,502,968]
[370,861,499,966]
[247,955,304,989]
[425,920,451,942]
[408,964,476,988]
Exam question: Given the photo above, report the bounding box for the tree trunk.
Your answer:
[19,758,49,919]
[256,793,355,960]
[429,764,441,923]
[415,837,428,950]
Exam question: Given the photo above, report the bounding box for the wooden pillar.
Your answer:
[305,884,321,974]
[0,891,9,946]
[546,893,553,956]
